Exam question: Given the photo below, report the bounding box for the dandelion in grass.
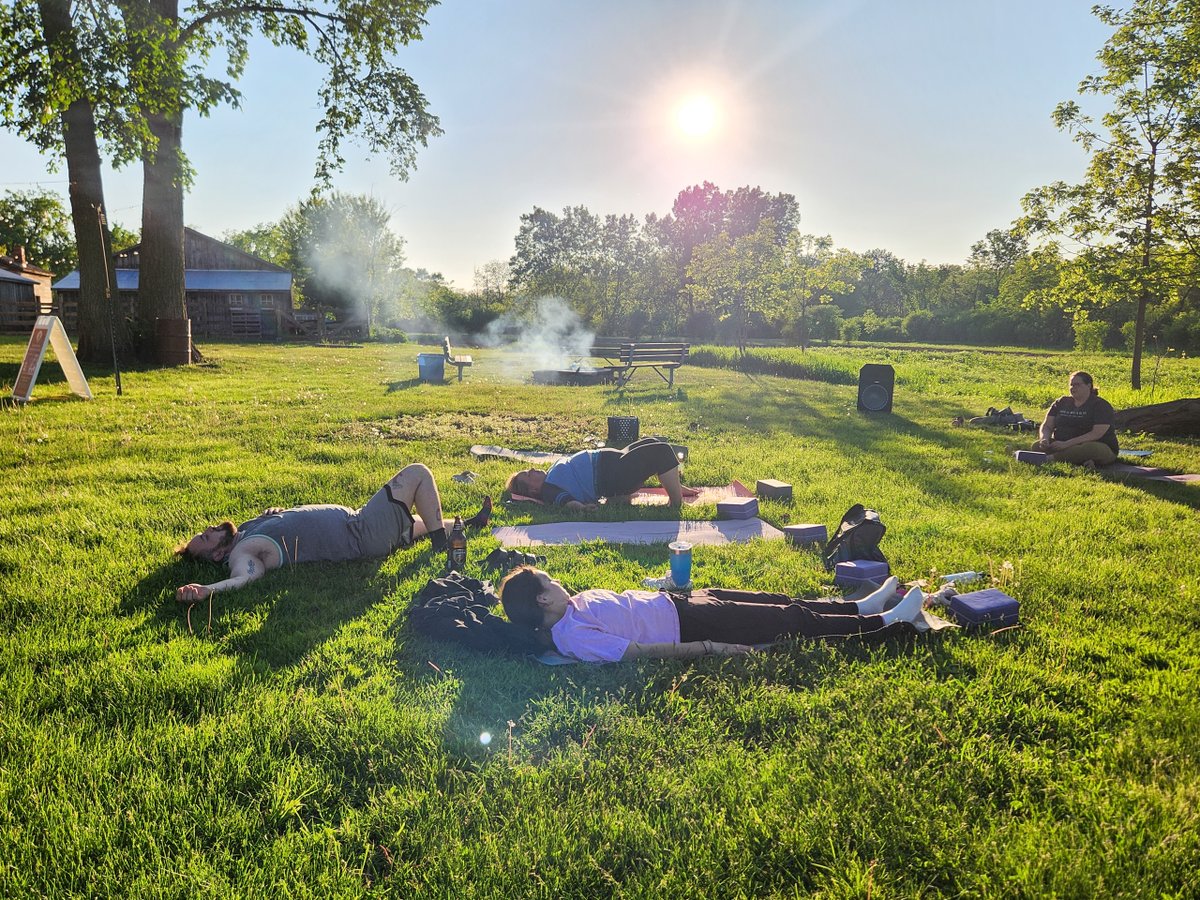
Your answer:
[990,558,1018,591]
[479,731,492,746]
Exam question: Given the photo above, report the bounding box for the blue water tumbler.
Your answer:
[669,541,693,587]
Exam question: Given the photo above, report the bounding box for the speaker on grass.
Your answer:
[857,364,895,413]
[606,415,640,448]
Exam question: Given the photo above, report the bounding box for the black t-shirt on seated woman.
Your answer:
[1048,393,1119,453]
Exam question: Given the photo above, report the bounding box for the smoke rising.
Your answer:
[478,296,596,376]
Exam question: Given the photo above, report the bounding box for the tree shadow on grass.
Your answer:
[408,596,1017,776]
[1037,466,1200,511]
[673,376,1009,516]
[129,553,437,672]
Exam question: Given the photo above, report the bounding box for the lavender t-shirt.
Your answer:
[550,589,681,662]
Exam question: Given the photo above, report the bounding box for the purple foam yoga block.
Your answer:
[949,588,1020,629]
[784,524,827,546]
[756,479,793,501]
[834,559,890,587]
[1014,450,1049,465]
[717,497,759,519]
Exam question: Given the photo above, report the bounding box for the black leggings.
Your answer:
[673,588,904,643]
[595,438,679,497]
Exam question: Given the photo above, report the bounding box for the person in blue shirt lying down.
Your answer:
[498,567,926,663]
[504,437,693,510]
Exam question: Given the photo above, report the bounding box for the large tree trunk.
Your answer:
[135,0,187,361]
[138,107,187,355]
[37,0,127,364]
[1113,398,1200,437]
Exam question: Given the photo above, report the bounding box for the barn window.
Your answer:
[260,294,276,309]
[228,293,245,309]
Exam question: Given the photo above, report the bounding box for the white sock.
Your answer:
[880,586,924,625]
[854,576,899,615]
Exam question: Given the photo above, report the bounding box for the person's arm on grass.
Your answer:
[620,640,753,660]
[175,544,276,603]
[564,499,599,511]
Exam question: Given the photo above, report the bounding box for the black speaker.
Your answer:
[857,364,895,413]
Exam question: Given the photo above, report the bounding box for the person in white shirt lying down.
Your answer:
[497,567,925,663]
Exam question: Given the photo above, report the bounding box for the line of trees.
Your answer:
[421,0,1200,389]
[5,1,1200,389]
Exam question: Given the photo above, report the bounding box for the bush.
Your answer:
[1121,320,1138,352]
[902,309,936,341]
[687,346,858,384]
[1074,320,1108,352]
[370,327,408,343]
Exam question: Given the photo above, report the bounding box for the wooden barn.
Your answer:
[53,228,297,340]
[0,247,55,334]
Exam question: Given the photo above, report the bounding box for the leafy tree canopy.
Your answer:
[0,188,77,274]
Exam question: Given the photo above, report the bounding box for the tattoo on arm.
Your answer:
[247,560,256,575]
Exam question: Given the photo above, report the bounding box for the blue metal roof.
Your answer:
[53,269,293,292]
[0,269,37,285]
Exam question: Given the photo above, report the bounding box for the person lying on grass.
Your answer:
[505,437,694,510]
[1031,370,1119,467]
[497,566,926,663]
[175,464,492,604]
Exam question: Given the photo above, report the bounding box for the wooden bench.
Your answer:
[443,337,473,381]
[589,341,689,388]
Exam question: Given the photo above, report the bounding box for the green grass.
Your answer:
[2,338,1198,897]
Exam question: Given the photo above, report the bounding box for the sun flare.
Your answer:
[675,95,717,137]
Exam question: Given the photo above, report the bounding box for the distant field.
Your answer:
[1,338,1197,897]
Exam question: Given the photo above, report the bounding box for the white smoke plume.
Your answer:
[478,296,596,377]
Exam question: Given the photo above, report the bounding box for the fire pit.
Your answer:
[532,367,614,386]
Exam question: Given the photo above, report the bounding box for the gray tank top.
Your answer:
[235,505,362,563]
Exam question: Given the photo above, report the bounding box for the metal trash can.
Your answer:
[417,353,445,383]
[607,415,639,448]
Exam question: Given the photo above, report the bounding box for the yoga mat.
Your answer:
[492,517,786,547]
[1016,454,1199,484]
[470,445,568,464]
[508,481,754,506]
[631,481,753,506]
[1104,463,1200,484]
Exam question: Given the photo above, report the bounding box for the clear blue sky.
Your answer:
[0,0,1112,287]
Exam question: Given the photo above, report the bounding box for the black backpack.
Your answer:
[823,504,888,570]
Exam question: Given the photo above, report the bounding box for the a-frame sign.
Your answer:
[12,315,93,403]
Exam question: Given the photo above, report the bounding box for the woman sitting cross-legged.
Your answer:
[1031,370,1119,467]
[497,566,926,663]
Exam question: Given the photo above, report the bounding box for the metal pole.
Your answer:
[94,204,122,396]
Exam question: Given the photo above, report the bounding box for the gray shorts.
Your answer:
[353,484,416,556]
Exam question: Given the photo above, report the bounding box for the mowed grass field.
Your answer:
[2,336,1198,898]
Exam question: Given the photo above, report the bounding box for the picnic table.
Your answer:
[588,341,689,388]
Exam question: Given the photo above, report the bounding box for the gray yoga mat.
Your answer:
[492,517,786,547]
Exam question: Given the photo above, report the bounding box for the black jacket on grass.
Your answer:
[410,573,544,655]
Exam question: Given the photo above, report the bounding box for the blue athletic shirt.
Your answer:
[543,450,598,505]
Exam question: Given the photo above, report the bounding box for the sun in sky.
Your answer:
[675,94,718,138]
